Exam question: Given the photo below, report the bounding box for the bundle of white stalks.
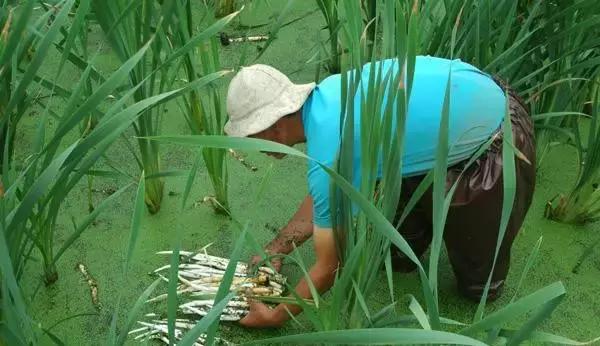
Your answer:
[147,249,286,305]
[131,245,286,344]
[128,314,233,346]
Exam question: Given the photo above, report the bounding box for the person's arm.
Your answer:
[251,195,314,270]
[240,227,338,328]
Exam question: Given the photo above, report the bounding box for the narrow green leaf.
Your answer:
[474,90,517,321]
[511,237,543,303]
[407,295,431,330]
[167,242,180,345]
[116,279,161,346]
[56,0,91,76]
[205,225,250,344]
[499,330,600,345]
[7,143,77,230]
[242,328,488,345]
[531,112,591,121]
[253,0,297,62]
[462,282,566,336]
[181,152,203,210]
[124,173,145,274]
[177,292,237,346]
[506,296,564,346]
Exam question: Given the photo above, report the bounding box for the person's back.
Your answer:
[303,55,506,227]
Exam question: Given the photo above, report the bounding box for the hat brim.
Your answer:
[224,82,315,137]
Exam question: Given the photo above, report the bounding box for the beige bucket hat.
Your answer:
[224,64,316,137]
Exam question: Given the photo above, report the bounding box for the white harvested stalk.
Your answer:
[269,280,283,290]
[258,266,275,275]
[178,271,211,279]
[178,274,204,290]
[150,319,196,329]
[186,286,219,294]
[219,33,269,46]
[178,275,239,292]
[133,332,153,341]
[156,251,248,273]
[247,286,277,296]
[199,274,226,282]
[180,305,247,321]
[187,281,256,291]
[177,267,234,278]
[146,285,203,302]
[155,263,231,274]
[228,148,258,171]
[181,276,257,289]
[272,273,287,285]
[181,299,249,309]
[76,263,101,310]
[136,322,178,336]
[133,329,160,341]
[128,326,149,335]
[152,264,171,273]
[156,273,169,283]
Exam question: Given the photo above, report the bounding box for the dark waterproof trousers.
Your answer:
[392,79,536,301]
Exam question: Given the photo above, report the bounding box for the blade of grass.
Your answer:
[167,239,180,345]
[505,296,564,346]
[407,295,431,330]
[6,143,77,229]
[498,330,600,345]
[177,292,236,346]
[253,0,296,62]
[204,225,250,344]
[116,278,161,346]
[461,282,566,336]
[474,89,517,321]
[242,328,488,345]
[124,172,145,274]
[181,152,203,210]
[510,236,543,303]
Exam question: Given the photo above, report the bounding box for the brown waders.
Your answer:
[391,79,536,301]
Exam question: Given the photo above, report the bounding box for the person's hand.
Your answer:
[249,251,283,272]
[239,301,285,329]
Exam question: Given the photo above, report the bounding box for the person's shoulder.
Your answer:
[311,74,342,109]
[317,73,341,89]
[416,55,482,73]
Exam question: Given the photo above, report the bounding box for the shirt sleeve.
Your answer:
[307,161,333,228]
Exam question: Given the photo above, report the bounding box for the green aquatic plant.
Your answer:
[546,83,600,224]
[315,0,341,73]
[93,0,237,215]
[170,2,237,214]
[91,0,169,214]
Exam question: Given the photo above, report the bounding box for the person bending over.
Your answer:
[224,56,535,328]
